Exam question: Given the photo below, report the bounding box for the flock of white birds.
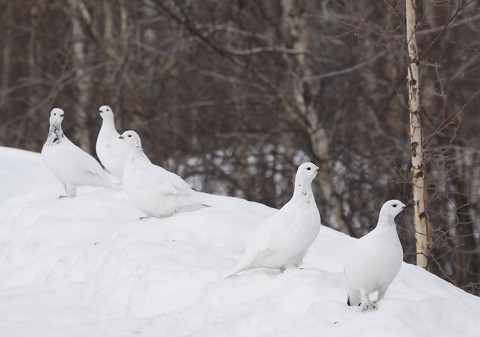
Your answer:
[40,106,406,312]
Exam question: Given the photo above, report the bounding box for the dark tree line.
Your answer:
[1,0,479,295]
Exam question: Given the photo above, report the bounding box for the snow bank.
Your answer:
[0,146,479,337]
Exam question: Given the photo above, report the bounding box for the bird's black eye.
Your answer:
[307,167,311,170]
[54,113,56,115]
[393,204,397,208]
[128,135,132,137]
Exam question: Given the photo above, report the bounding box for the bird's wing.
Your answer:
[235,202,298,270]
[233,236,271,274]
[345,227,403,300]
[165,170,196,197]
[257,201,299,253]
[64,139,113,186]
[345,229,383,276]
[96,129,127,175]
[128,162,194,197]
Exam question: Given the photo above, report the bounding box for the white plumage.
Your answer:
[41,108,118,197]
[231,162,321,275]
[96,105,128,181]
[120,130,203,218]
[345,199,405,311]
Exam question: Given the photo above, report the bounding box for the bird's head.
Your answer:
[296,162,320,184]
[119,130,142,148]
[49,108,65,126]
[99,105,113,119]
[378,200,406,224]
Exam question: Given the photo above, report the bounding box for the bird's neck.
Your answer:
[44,125,64,146]
[101,117,117,135]
[293,179,314,202]
[127,146,150,165]
[376,215,397,230]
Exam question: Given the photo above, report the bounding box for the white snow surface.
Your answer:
[0,146,479,337]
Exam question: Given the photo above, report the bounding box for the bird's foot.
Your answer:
[360,299,378,312]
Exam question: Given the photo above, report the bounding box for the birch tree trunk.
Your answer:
[67,0,92,151]
[280,0,350,234]
[1,2,12,109]
[406,0,431,268]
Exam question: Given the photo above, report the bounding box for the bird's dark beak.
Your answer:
[119,135,123,139]
[316,168,320,172]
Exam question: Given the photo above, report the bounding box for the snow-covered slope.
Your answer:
[0,146,479,337]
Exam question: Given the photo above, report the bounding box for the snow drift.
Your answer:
[0,146,479,337]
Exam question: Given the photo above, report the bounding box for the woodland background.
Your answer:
[0,0,479,295]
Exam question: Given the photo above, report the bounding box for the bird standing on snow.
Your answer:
[345,199,405,312]
[119,130,203,218]
[96,105,128,181]
[230,162,321,275]
[41,108,118,197]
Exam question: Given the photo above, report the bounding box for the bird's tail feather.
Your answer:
[95,168,122,189]
[346,291,360,307]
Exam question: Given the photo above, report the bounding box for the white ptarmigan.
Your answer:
[119,130,203,218]
[230,162,321,275]
[345,199,405,312]
[95,105,128,181]
[41,108,118,197]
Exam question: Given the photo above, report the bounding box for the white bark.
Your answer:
[68,0,92,151]
[281,0,349,234]
[1,3,12,108]
[406,0,431,268]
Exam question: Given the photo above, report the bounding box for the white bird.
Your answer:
[96,105,128,181]
[231,162,321,275]
[345,199,406,312]
[119,130,203,218]
[41,108,118,197]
